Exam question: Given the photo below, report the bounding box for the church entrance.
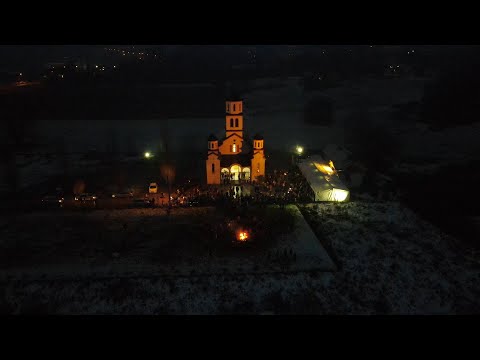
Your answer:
[221,168,230,183]
[230,165,241,181]
[242,167,251,181]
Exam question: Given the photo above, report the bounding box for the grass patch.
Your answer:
[0,206,298,270]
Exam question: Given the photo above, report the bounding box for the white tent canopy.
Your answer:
[298,155,350,202]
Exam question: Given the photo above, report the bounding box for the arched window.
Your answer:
[212,163,215,173]
[232,144,237,153]
[235,118,239,127]
[230,118,233,127]
[233,104,236,112]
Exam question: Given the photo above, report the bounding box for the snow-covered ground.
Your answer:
[29,75,470,162]
[300,202,480,314]
[1,201,478,314]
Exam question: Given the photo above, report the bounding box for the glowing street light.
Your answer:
[144,151,152,159]
[292,145,304,165]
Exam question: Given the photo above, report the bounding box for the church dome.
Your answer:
[253,133,264,140]
[208,134,218,141]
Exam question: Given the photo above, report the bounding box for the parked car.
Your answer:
[111,192,133,199]
[41,195,64,208]
[149,183,158,194]
[75,193,97,202]
[187,199,199,207]
[130,198,153,208]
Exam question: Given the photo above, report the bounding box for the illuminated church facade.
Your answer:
[206,99,265,185]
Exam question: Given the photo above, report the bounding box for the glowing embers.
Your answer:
[237,230,250,242]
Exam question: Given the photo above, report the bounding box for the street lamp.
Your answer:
[292,145,304,165]
[144,151,151,159]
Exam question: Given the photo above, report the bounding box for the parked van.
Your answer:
[149,183,158,194]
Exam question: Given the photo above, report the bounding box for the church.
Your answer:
[206,99,265,185]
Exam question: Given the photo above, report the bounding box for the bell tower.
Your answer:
[225,100,244,139]
[251,133,266,182]
[206,134,220,184]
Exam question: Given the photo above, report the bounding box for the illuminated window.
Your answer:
[233,144,237,152]
[235,118,239,127]
[230,118,233,127]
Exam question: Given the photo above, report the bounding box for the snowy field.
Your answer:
[33,76,429,154]
[0,152,100,196]
[1,201,478,314]
[299,202,480,314]
[30,75,472,163]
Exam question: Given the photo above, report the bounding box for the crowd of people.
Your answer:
[258,167,315,204]
[165,166,315,208]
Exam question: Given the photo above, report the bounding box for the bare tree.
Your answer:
[1,117,37,198]
[56,137,70,188]
[161,163,175,208]
[159,119,175,209]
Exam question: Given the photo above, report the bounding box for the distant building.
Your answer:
[384,63,414,78]
[206,99,266,184]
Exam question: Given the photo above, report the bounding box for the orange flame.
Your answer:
[237,231,249,242]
